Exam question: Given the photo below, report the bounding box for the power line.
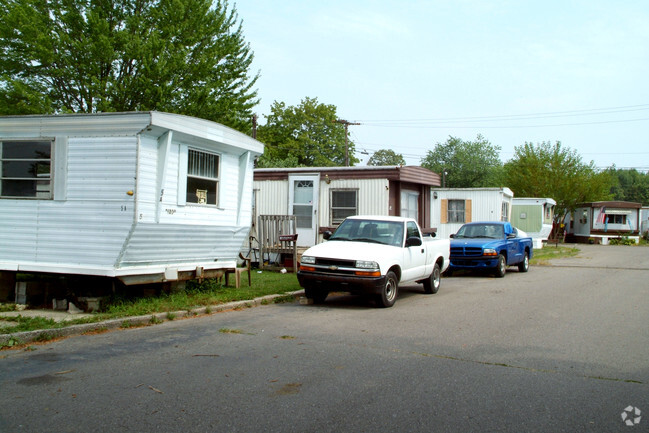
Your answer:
[354,103,649,125]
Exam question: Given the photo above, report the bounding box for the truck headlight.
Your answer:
[301,256,316,264]
[355,260,378,269]
[483,248,497,256]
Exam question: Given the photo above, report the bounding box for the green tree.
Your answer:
[503,141,613,220]
[367,149,406,166]
[420,134,503,187]
[0,0,258,132]
[256,97,358,167]
[606,167,649,205]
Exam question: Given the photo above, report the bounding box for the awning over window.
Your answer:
[604,209,632,215]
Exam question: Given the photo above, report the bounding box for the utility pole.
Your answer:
[335,119,360,166]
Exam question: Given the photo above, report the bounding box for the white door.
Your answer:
[289,174,319,246]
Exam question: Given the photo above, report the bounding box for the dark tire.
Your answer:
[376,271,398,308]
[304,286,328,304]
[518,251,529,272]
[423,263,441,294]
[494,254,507,278]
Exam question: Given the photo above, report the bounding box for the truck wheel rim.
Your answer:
[433,268,440,288]
[386,278,396,301]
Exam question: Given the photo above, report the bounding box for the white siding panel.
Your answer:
[67,136,137,201]
[0,201,39,262]
[254,180,289,216]
[318,178,389,227]
[136,136,160,223]
[119,223,249,265]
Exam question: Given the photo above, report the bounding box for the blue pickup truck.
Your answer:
[448,221,533,277]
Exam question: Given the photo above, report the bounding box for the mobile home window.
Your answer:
[0,140,52,199]
[501,202,509,222]
[331,189,357,225]
[186,149,220,205]
[606,214,626,225]
[448,199,465,223]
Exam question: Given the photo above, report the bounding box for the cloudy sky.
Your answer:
[235,1,649,170]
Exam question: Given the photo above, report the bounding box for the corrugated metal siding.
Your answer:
[0,136,137,267]
[67,136,137,200]
[254,180,288,216]
[318,178,389,227]
[0,114,261,275]
[431,189,514,239]
[511,205,542,232]
[119,224,248,265]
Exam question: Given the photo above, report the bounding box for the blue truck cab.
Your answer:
[448,221,533,277]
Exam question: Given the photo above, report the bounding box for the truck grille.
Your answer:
[450,246,483,257]
[315,258,355,267]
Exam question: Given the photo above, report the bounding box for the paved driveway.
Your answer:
[0,245,647,432]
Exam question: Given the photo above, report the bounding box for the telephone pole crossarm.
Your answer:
[335,119,361,167]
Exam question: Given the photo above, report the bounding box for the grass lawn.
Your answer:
[530,244,580,266]
[0,270,302,340]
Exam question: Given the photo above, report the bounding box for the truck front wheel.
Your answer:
[423,263,441,294]
[376,271,398,308]
[304,286,328,304]
[494,254,507,278]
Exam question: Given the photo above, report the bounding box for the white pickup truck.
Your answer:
[297,215,450,307]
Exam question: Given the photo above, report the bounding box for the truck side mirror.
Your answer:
[449,234,455,239]
[323,231,332,240]
[406,236,422,247]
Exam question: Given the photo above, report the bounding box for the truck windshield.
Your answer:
[454,224,504,239]
[330,219,404,247]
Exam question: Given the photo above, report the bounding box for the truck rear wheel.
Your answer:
[376,271,398,308]
[494,254,507,278]
[423,263,441,294]
[518,251,529,272]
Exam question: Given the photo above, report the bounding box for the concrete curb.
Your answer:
[0,291,304,347]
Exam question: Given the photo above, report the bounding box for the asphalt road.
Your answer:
[0,245,647,432]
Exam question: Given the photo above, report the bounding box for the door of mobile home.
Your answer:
[288,174,319,246]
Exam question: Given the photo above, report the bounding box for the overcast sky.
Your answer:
[235,1,649,171]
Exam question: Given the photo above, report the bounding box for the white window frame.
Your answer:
[0,139,53,199]
[330,188,358,225]
[185,147,220,206]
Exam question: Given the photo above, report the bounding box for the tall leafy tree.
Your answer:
[0,0,258,132]
[606,167,649,205]
[367,149,406,166]
[503,141,613,220]
[420,134,503,187]
[256,97,358,167]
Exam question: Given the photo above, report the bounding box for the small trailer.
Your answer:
[0,112,263,301]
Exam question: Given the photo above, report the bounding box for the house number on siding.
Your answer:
[121,206,127,211]
[165,209,176,215]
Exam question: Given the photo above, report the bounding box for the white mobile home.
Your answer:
[568,201,642,244]
[430,188,514,239]
[511,198,556,249]
[253,166,441,247]
[0,112,263,291]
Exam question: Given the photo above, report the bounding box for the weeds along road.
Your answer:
[0,245,647,432]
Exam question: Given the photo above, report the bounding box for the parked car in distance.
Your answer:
[448,221,533,277]
[297,216,450,308]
